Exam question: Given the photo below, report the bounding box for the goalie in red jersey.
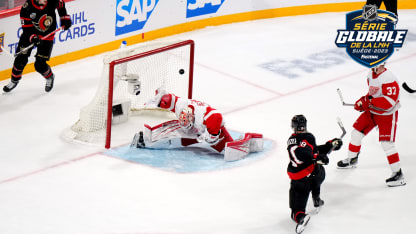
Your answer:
[337,63,406,187]
[131,88,263,161]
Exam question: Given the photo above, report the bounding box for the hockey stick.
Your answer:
[402,82,416,94]
[336,117,346,138]
[317,117,346,165]
[14,27,63,57]
[336,88,354,106]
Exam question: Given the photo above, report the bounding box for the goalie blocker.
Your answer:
[131,120,264,161]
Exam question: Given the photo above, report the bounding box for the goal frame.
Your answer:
[105,40,195,148]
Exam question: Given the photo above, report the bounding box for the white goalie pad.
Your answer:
[131,120,197,149]
[224,133,263,162]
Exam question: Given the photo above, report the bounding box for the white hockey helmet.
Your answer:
[371,61,386,72]
[179,105,195,130]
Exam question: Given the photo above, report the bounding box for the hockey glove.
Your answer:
[29,34,41,46]
[316,154,329,165]
[354,95,371,112]
[205,130,222,145]
[330,138,343,151]
[60,15,72,30]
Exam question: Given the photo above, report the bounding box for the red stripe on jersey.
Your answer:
[31,0,47,10]
[301,139,314,151]
[287,164,315,180]
[349,143,361,153]
[22,24,33,28]
[387,153,400,164]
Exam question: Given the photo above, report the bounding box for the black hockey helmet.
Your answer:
[291,115,307,132]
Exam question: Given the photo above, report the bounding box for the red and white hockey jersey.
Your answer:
[159,93,224,136]
[367,69,401,115]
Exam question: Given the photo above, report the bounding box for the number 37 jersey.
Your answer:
[367,69,401,115]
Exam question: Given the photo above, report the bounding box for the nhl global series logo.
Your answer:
[335,5,407,68]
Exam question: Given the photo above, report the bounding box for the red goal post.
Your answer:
[106,40,195,148]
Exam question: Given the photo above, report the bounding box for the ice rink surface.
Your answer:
[1,10,416,234]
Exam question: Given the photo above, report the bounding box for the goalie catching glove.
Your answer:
[144,87,168,108]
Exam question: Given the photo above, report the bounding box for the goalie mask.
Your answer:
[179,106,195,130]
[291,114,307,132]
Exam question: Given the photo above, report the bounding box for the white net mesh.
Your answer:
[63,40,193,147]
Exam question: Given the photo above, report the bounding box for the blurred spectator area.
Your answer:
[0,0,26,10]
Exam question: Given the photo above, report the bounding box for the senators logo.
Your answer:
[34,14,53,32]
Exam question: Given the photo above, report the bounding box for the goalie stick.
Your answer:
[14,27,63,57]
[402,82,416,94]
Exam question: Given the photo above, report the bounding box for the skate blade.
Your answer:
[387,180,406,187]
[337,164,357,169]
[295,215,310,234]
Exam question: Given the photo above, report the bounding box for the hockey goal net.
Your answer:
[63,40,194,148]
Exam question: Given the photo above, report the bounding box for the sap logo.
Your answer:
[186,0,225,18]
[115,0,160,36]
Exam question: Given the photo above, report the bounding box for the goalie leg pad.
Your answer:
[136,120,198,149]
[247,133,263,152]
[224,133,263,161]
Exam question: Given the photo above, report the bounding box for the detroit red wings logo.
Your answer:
[369,86,380,96]
[34,14,53,32]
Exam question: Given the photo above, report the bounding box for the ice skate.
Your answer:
[386,169,406,187]
[45,74,54,92]
[295,214,310,234]
[337,155,358,169]
[130,131,145,148]
[3,80,19,92]
[313,196,324,208]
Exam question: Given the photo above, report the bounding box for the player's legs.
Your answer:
[3,40,32,92]
[310,166,325,207]
[366,0,382,8]
[338,111,375,168]
[289,178,311,224]
[374,112,400,171]
[373,111,405,186]
[35,40,54,92]
[383,0,398,15]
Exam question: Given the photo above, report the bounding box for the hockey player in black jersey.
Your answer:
[287,115,342,234]
[3,0,72,93]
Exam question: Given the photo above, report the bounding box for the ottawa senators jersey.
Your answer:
[20,0,68,40]
[367,69,401,115]
[287,132,318,180]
